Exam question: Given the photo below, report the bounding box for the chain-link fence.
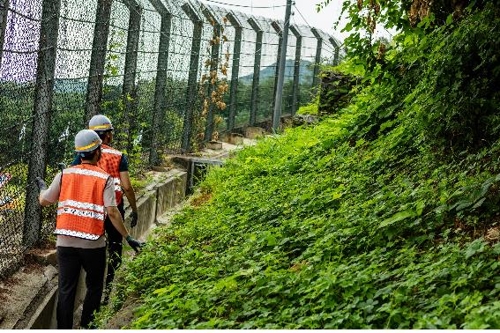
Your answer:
[0,0,341,279]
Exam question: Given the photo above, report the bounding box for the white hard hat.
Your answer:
[89,114,113,132]
[74,129,102,153]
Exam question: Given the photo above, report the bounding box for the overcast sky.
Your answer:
[199,0,348,41]
[198,0,395,43]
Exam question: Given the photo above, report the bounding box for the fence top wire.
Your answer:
[230,10,254,30]
[156,0,185,19]
[142,3,158,13]
[253,15,275,34]
[198,2,225,26]
[201,0,286,9]
[198,2,261,35]
[183,0,204,23]
[145,0,171,15]
[312,27,332,42]
[290,2,341,50]
[292,24,314,38]
[119,0,339,63]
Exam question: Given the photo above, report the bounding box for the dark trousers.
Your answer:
[56,246,106,329]
[105,202,125,290]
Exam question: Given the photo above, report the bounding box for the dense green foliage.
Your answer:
[96,4,500,329]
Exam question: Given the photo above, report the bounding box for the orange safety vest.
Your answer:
[55,164,109,240]
[97,143,123,205]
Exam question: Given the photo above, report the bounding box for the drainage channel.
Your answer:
[186,157,225,194]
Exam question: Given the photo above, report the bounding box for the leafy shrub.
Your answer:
[95,4,500,329]
[409,4,500,153]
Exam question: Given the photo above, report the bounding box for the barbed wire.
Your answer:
[200,0,286,9]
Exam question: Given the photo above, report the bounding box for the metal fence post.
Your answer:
[289,25,302,117]
[200,4,220,143]
[272,0,292,131]
[226,12,242,132]
[148,0,171,165]
[181,2,202,153]
[23,0,61,247]
[247,17,262,127]
[271,21,282,117]
[85,0,113,123]
[0,0,8,66]
[311,27,323,89]
[329,36,341,66]
[122,0,142,153]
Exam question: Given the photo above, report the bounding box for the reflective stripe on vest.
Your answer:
[55,164,108,241]
[98,144,123,205]
[63,167,110,180]
[57,200,106,220]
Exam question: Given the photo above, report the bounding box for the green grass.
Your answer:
[95,4,500,329]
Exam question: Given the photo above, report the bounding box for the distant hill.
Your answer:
[51,59,316,93]
[238,59,315,85]
[54,79,88,93]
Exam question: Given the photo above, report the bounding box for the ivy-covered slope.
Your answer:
[99,5,500,329]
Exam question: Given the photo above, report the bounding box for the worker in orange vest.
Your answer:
[84,114,139,301]
[37,129,143,329]
[72,114,140,300]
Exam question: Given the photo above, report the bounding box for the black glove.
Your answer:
[130,211,138,228]
[126,235,144,253]
[57,163,66,171]
[35,177,47,191]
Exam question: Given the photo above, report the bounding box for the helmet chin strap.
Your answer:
[104,131,113,144]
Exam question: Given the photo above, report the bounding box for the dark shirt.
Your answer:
[71,151,129,172]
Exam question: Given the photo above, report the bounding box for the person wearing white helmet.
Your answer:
[76,114,139,302]
[36,129,143,329]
